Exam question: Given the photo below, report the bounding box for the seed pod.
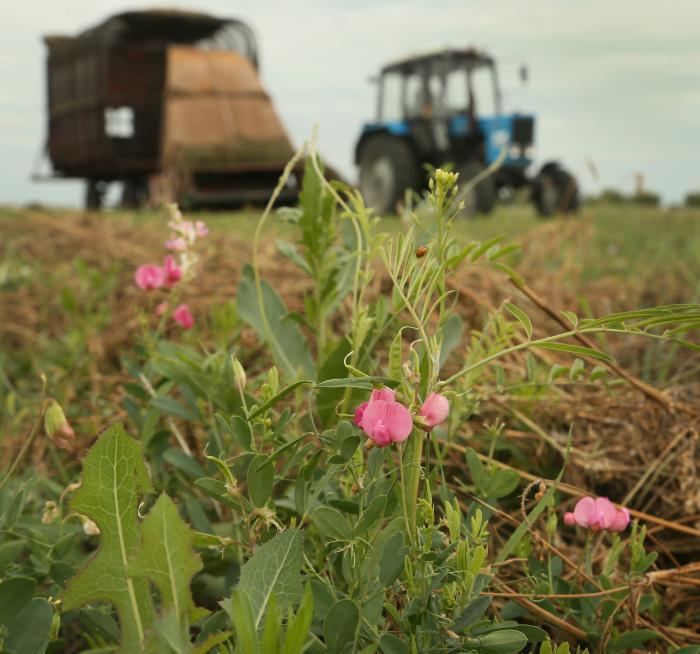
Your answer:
[44,400,75,449]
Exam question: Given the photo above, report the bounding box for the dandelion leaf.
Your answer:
[129,494,202,639]
[63,424,155,653]
[223,528,303,629]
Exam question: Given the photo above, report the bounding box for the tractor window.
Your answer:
[380,72,402,122]
[470,66,497,116]
[445,68,468,112]
[405,72,425,118]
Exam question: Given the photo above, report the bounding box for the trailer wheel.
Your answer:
[358,135,419,215]
[85,180,106,211]
[456,162,496,216]
[121,178,149,209]
[533,164,579,217]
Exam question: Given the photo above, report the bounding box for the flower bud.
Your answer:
[231,356,247,394]
[81,516,100,536]
[44,400,75,449]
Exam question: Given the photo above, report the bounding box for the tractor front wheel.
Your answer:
[358,136,419,215]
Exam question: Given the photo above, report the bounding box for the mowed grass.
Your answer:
[122,201,700,286]
[2,201,700,291]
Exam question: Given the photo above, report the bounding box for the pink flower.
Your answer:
[195,220,209,237]
[354,386,412,447]
[163,255,182,288]
[420,393,449,429]
[354,402,368,427]
[564,496,630,532]
[173,304,194,330]
[165,237,187,251]
[155,302,168,317]
[135,264,166,290]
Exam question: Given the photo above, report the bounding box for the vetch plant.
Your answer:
[8,138,700,653]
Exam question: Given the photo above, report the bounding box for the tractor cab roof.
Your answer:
[380,48,494,75]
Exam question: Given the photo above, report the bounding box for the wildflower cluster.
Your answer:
[133,204,207,330]
[354,387,449,448]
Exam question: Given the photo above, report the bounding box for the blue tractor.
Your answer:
[355,48,579,216]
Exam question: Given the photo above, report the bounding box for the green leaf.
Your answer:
[323,598,359,653]
[227,528,304,629]
[232,415,253,450]
[0,576,36,625]
[162,448,206,479]
[237,264,315,378]
[534,342,613,362]
[439,314,464,370]
[282,583,314,654]
[560,310,578,328]
[609,628,660,651]
[247,454,274,507]
[470,235,506,261]
[505,303,532,339]
[128,494,202,639]
[465,448,488,493]
[487,469,521,499]
[314,376,399,390]
[150,395,199,421]
[3,597,53,654]
[248,380,313,420]
[355,495,387,536]
[230,590,259,654]
[379,633,409,654]
[63,424,155,654]
[313,506,353,542]
[466,629,527,653]
[452,596,492,632]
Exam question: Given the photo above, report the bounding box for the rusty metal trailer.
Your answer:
[41,10,297,209]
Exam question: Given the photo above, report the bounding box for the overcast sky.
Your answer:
[2,0,699,206]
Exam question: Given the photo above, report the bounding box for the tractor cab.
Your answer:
[356,48,576,216]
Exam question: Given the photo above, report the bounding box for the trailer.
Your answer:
[40,10,297,209]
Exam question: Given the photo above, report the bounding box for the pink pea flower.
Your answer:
[354,386,412,447]
[563,496,630,532]
[135,264,166,290]
[163,255,182,288]
[173,304,194,330]
[420,393,449,429]
[165,237,187,251]
[195,220,209,237]
[154,302,168,317]
[354,388,396,429]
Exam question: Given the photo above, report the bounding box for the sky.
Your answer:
[1,0,699,207]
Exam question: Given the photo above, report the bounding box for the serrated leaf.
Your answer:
[226,529,303,629]
[505,302,532,339]
[63,424,155,653]
[128,494,202,640]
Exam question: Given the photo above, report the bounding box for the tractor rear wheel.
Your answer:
[358,135,419,215]
[533,163,579,217]
[456,162,496,216]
